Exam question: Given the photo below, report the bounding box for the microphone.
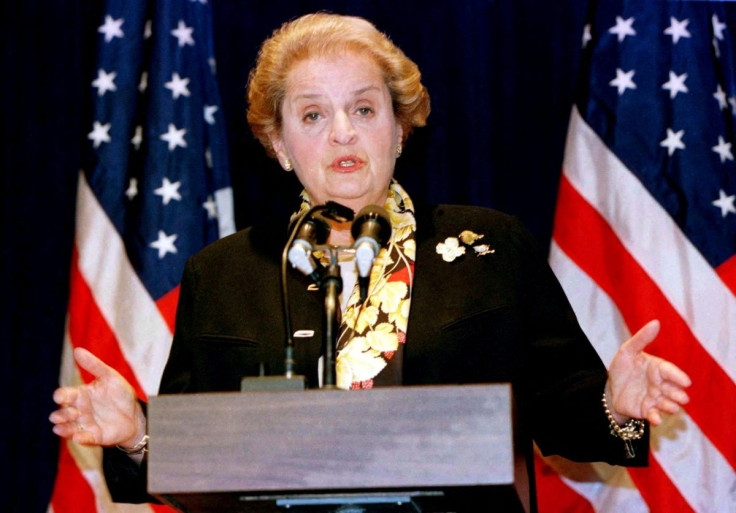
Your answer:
[287,211,330,279]
[280,202,352,386]
[351,205,391,279]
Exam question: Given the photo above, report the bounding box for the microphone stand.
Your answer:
[319,247,342,389]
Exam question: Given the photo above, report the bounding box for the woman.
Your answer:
[50,12,691,510]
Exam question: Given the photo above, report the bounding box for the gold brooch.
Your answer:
[459,230,483,244]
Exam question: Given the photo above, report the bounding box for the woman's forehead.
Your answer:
[283,54,388,98]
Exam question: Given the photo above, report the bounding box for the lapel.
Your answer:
[404,203,449,383]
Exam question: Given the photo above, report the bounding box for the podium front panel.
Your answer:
[147,384,519,511]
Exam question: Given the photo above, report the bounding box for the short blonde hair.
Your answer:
[246,12,431,157]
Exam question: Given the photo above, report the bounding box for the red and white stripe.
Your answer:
[73,171,174,395]
[537,107,736,513]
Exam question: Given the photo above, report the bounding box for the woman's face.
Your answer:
[270,52,402,213]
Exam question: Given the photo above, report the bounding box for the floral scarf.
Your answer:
[292,181,416,389]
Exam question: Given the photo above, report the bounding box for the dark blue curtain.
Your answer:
[2,1,585,511]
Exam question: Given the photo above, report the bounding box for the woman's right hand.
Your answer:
[49,347,146,450]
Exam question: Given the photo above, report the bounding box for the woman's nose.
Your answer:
[330,111,357,145]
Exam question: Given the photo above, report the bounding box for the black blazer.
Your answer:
[105,204,648,508]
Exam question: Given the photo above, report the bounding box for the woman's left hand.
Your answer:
[606,319,692,426]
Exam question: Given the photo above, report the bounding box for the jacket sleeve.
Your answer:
[510,218,649,466]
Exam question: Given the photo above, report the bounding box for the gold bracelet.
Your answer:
[601,392,645,458]
[116,434,149,455]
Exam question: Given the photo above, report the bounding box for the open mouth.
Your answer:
[331,155,364,172]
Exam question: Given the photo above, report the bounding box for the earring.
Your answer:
[396,144,402,158]
[283,158,292,171]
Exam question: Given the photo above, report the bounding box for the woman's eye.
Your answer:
[303,112,321,122]
[356,106,373,116]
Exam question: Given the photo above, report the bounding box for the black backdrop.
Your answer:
[2,1,586,511]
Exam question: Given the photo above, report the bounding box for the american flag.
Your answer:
[537,1,736,512]
[48,0,233,511]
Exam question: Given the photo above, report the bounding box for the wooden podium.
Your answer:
[147,384,530,512]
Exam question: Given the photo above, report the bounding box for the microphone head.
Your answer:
[351,205,392,279]
[296,214,330,247]
[286,209,330,278]
[351,205,391,245]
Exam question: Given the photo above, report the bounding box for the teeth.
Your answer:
[339,160,355,167]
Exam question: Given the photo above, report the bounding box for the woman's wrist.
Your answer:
[603,382,629,425]
[116,404,148,454]
[602,384,646,459]
[116,434,149,455]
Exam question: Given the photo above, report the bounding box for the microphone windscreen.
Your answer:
[291,213,330,247]
[350,205,391,246]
